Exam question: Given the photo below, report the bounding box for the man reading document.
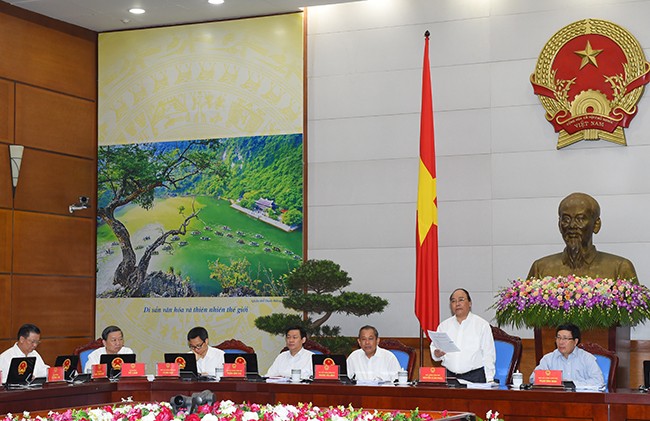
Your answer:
[430,288,495,383]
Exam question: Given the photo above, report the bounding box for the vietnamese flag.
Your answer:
[415,31,439,332]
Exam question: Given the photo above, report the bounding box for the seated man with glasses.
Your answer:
[187,326,224,376]
[85,325,134,373]
[530,323,604,389]
[0,323,49,383]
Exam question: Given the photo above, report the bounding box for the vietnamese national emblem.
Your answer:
[531,19,650,148]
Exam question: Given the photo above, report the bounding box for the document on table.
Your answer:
[427,330,460,353]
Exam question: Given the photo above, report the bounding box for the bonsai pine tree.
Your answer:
[254,259,388,352]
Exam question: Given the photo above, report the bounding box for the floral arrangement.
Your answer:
[0,400,469,421]
[493,276,650,330]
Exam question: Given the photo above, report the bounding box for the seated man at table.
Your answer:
[0,323,49,383]
[530,323,605,390]
[187,326,225,376]
[346,325,401,382]
[84,325,134,373]
[265,326,313,380]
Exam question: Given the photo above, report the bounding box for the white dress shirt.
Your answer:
[346,347,402,382]
[84,346,135,373]
[265,348,313,379]
[430,312,496,382]
[196,346,225,375]
[0,343,49,383]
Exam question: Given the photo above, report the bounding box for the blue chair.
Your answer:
[73,337,103,373]
[378,339,415,380]
[578,341,618,392]
[491,325,522,386]
[216,339,255,354]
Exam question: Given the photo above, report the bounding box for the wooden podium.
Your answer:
[534,325,630,388]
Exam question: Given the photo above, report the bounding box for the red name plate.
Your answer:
[534,369,563,386]
[223,363,246,378]
[48,366,65,382]
[92,363,108,379]
[156,362,180,377]
[419,367,447,383]
[314,364,339,380]
[121,362,146,377]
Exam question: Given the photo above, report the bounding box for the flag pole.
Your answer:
[415,28,439,373]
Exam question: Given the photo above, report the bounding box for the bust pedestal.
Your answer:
[534,325,630,388]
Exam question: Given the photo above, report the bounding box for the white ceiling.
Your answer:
[4,0,359,32]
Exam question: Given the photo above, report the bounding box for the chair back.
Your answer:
[578,341,618,391]
[378,339,416,380]
[491,325,522,385]
[215,338,255,354]
[73,338,103,373]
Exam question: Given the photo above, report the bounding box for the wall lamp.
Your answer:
[9,145,24,196]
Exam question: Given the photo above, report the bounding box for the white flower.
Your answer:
[242,412,259,421]
[201,414,219,421]
[87,408,112,421]
[219,400,236,415]
[140,412,156,421]
[272,405,289,419]
[486,410,493,419]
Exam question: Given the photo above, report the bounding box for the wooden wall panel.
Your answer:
[0,12,96,99]
[16,85,96,158]
[0,79,14,142]
[13,149,95,216]
[13,212,95,276]
[39,337,95,366]
[0,209,10,272]
[0,275,10,338]
[0,6,98,366]
[12,275,94,338]
[0,142,11,209]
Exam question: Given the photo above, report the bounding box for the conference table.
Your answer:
[1,378,650,421]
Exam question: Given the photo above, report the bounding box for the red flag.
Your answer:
[415,31,439,332]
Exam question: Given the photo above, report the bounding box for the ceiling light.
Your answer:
[129,8,146,15]
[208,0,224,4]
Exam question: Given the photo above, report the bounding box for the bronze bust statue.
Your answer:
[527,192,637,281]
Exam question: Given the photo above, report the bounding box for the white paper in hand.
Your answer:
[427,330,460,353]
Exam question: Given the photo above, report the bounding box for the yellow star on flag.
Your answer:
[417,159,437,246]
[574,40,603,69]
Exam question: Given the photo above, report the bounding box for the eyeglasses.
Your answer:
[25,339,41,346]
[188,341,205,351]
[555,336,575,342]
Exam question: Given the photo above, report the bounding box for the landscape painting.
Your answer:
[96,134,303,298]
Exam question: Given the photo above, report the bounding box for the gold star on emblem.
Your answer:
[574,41,603,69]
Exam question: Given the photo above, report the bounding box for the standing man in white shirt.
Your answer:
[346,325,401,382]
[187,326,225,375]
[84,325,134,373]
[265,326,313,379]
[0,323,49,383]
[430,288,496,383]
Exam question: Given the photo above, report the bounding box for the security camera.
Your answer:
[69,196,91,213]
